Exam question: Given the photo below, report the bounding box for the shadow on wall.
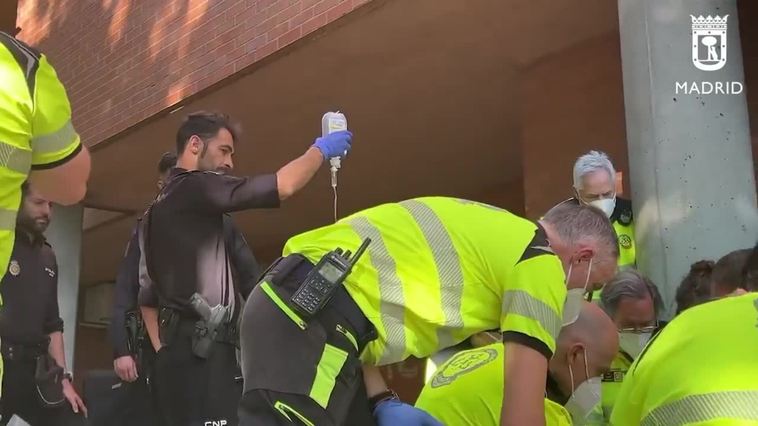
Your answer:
[16,0,337,147]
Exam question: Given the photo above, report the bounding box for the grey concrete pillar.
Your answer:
[618,0,758,319]
[44,205,83,371]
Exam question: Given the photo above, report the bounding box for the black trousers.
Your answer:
[153,327,242,426]
[0,358,84,426]
[238,256,377,426]
[82,369,161,426]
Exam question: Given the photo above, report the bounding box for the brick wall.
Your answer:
[16,0,371,146]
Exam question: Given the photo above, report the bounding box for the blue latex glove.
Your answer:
[374,399,444,426]
[312,130,353,160]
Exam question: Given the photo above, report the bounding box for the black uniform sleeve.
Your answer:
[224,217,261,299]
[110,226,141,358]
[43,247,64,334]
[179,172,281,214]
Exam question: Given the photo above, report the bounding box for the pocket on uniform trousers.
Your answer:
[240,282,327,397]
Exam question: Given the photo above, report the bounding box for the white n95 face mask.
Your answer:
[588,197,616,218]
[565,349,602,425]
[619,331,652,359]
[562,259,593,326]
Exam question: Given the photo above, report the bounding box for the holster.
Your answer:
[125,310,149,372]
[191,320,214,359]
[159,306,238,359]
[34,353,66,409]
[191,314,237,359]
[158,307,180,348]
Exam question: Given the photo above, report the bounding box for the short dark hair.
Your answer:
[712,248,752,295]
[675,260,714,314]
[176,111,239,154]
[158,152,177,174]
[21,181,30,196]
[601,269,663,318]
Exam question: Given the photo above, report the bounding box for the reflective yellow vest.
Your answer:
[610,293,758,425]
[0,32,82,286]
[600,351,633,422]
[610,197,635,269]
[590,198,635,303]
[284,197,567,366]
[416,343,573,426]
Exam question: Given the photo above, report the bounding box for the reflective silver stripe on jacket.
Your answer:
[31,120,78,154]
[641,391,758,426]
[349,216,406,365]
[399,199,464,350]
[501,289,562,341]
[0,141,32,174]
[0,208,18,231]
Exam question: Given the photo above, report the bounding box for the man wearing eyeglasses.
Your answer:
[597,269,664,423]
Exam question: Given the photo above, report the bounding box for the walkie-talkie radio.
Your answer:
[291,237,371,317]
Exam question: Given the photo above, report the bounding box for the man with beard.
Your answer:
[139,111,353,426]
[0,183,87,425]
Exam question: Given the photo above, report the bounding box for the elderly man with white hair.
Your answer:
[570,150,636,270]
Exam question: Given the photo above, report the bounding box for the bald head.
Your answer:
[549,302,618,400]
[561,302,618,359]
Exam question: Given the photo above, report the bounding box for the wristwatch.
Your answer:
[368,388,399,412]
[63,371,73,382]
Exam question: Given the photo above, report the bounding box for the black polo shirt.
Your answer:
[0,231,63,344]
[110,215,262,358]
[139,168,278,316]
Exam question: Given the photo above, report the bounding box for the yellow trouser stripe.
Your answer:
[400,199,464,350]
[260,282,307,330]
[501,289,561,340]
[309,344,347,409]
[642,391,758,426]
[273,401,315,426]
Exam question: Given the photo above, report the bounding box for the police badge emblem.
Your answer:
[619,235,632,249]
[8,260,20,276]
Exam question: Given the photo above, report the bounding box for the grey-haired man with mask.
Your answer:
[597,269,664,422]
[569,151,636,271]
[415,302,619,425]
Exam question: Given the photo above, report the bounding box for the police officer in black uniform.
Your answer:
[102,153,180,426]
[139,111,352,426]
[111,153,178,388]
[108,150,264,425]
[0,183,87,425]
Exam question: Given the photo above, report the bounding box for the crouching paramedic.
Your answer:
[415,302,618,425]
[238,197,618,425]
[610,243,758,425]
[595,269,664,423]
